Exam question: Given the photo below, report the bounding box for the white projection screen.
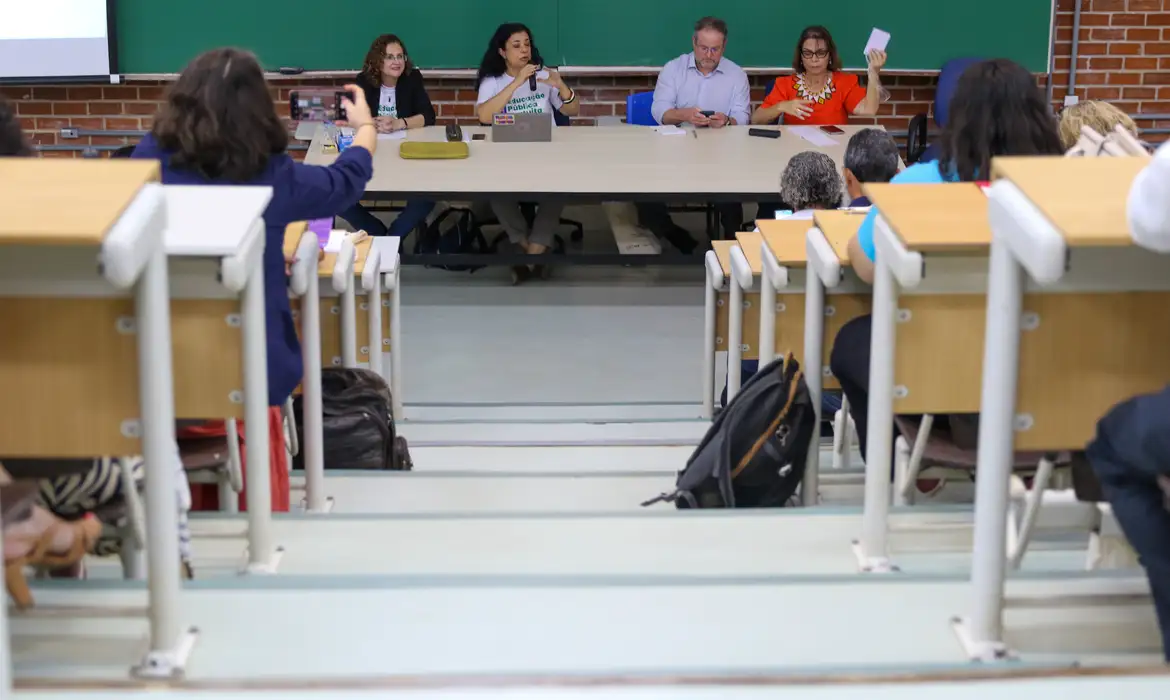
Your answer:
[0,0,116,80]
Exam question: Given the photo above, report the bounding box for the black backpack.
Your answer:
[292,367,412,471]
[643,353,816,508]
[414,207,489,272]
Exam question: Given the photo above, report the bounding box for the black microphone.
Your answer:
[529,61,539,91]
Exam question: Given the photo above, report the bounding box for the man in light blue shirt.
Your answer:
[639,16,750,252]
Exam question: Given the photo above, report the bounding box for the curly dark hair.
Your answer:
[151,47,288,181]
[360,34,414,85]
[939,58,1063,181]
[476,23,544,87]
[792,25,841,74]
[0,97,31,157]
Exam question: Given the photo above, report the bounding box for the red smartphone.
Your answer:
[819,125,845,135]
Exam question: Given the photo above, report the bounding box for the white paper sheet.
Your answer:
[654,125,687,136]
[789,126,839,148]
[323,230,347,253]
[864,28,890,58]
[377,130,408,141]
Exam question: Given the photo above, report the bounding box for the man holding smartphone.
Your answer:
[642,16,749,251]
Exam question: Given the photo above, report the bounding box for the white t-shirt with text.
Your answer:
[476,74,563,117]
[378,85,398,118]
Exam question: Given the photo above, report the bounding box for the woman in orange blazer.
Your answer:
[751,25,886,126]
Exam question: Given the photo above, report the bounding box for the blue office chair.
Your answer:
[626,91,656,125]
[907,57,983,164]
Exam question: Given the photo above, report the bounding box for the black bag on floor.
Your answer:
[414,207,489,273]
[643,353,816,508]
[292,368,412,471]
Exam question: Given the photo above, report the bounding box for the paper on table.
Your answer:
[654,125,687,136]
[864,28,890,58]
[323,230,347,253]
[790,126,839,147]
[378,130,408,140]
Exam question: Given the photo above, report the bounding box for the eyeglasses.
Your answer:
[384,53,406,62]
[695,44,722,56]
[801,50,829,60]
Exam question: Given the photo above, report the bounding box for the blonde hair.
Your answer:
[1058,101,1138,149]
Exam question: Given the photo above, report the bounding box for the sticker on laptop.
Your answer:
[493,114,515,126]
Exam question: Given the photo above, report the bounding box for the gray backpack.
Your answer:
[643,353,816,508]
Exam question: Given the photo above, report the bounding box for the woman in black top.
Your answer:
[339,34,436,238]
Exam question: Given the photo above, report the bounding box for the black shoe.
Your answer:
[510,265,532,285]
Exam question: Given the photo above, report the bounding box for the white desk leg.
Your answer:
[758,257,776,368]
[242,259,277,572]
[854,255,898,573]
[954,238,1024,660]
[301,270,328,513]
[390,274,404,422]
[133,243,195,678]
[367,283,382,377]
[802,269,825,507]
[0,494,10,694]
[701,264,717,419]
[727,274,744,403]
[340,278,358,368]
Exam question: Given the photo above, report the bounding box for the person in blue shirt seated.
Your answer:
[828,58,1062,471]
[842,128,899,208]
[640,16,752,253]
[132,47,377,411]
[339,33,437,239]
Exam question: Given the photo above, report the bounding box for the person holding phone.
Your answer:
[751,25,886,126]
[475,22,581,284]
[642,16,750,251]
[340,33,437,238]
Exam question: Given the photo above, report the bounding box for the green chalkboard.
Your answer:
[115,0,1052,74]
[114,1,561,73]
[555,1,1053,72]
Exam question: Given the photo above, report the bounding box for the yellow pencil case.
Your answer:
[399,142,470,160]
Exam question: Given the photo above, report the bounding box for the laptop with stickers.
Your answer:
[491,112,553,143]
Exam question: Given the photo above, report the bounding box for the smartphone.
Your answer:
[471,133,486,141]
[819,125,845,135]
[748,128,781,139]
[699,110,715,117]
[290,89,353,122]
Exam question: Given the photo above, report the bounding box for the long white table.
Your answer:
[305,125,882,201]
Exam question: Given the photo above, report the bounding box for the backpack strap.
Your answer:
[730,362,804,480]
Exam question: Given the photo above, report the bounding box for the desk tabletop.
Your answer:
[306,124,881,199]
[863,183,990,253]
[734,230,764,274]
[991,156,1148,247]
[163,185,272,257]
[0,159,159,246]
[711,240,735,276]
[758,219,816,266]
[812,210,867,263]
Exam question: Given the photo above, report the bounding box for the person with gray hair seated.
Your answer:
[780,150,845,218]
[842,128,900,207]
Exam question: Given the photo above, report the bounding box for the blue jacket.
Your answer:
[132,134,374,406]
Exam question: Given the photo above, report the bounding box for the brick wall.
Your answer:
[3,0,1168,157]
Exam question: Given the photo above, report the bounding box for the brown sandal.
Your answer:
[5,511,102,609]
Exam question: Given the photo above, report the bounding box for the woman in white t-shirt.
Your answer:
[475,22,582,284]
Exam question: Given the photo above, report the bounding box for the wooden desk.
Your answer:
[756,215,872,504]
[959,156,1170,661]
[0,160,194,680]
[853,183,994,572]
[163,185,279,574]
[306,125,885,203]
[700,241,735,418]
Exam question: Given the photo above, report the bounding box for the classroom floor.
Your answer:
[9,232,1168,695]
